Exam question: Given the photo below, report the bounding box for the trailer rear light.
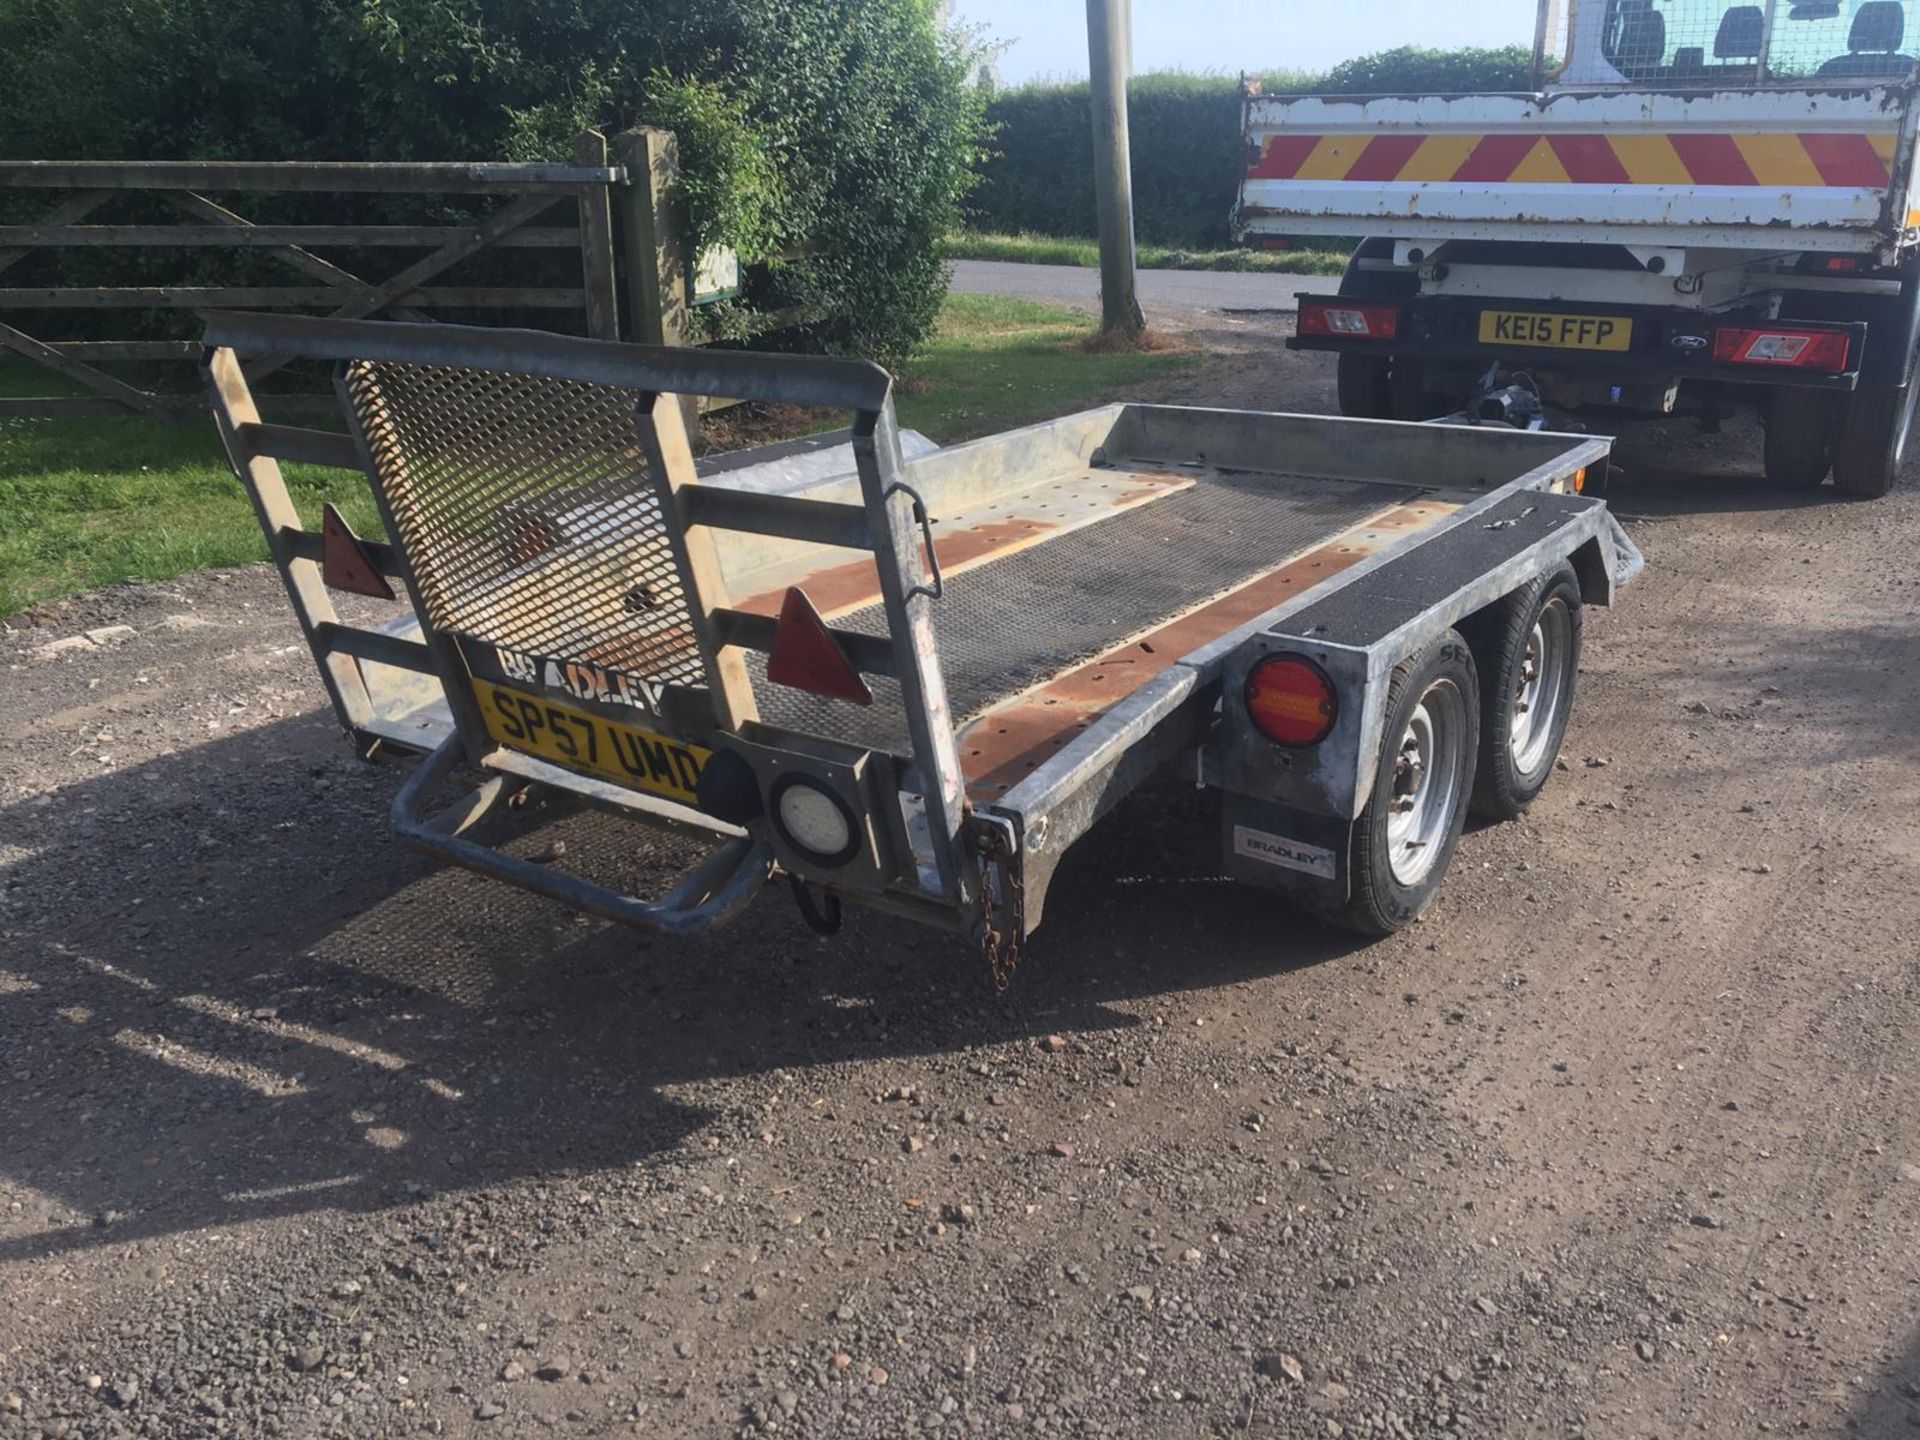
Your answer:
[770,774,860,867]
[1823,257,1861,272]
[1299,299,1399,341]
[1713,326,1850,373]
[1244,654,1338,747]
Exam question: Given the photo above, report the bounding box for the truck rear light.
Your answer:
[1244,654,1338,747]
[1299,299,1399,341]
[1713,326,1850,373]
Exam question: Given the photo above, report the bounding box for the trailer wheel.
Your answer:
[1465,566,1582,821]
[1762,388,1835,487]
[1831,380,1918,498]
[1315,635,1479,937]
[1337,353,1393,419]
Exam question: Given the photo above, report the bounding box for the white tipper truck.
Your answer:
[1236,0,1920,496]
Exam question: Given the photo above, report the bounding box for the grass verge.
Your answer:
[0,293,1198,617]
[893,293,1196,442]
[0,361,387,619]
[945,230,1349,277]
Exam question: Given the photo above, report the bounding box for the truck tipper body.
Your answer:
[1236,0,1920,496]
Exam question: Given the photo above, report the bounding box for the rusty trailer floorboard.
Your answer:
[750,469,1463,792]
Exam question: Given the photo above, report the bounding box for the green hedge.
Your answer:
[0,0,987,362]
[969,46,1535,248]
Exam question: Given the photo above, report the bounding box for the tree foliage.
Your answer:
[968,47,1535,248]
[1319,45,1535,96]
[0,0,988,360]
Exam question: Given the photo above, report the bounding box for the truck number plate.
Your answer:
[471,679,710,806]
[1479,310,1633,353]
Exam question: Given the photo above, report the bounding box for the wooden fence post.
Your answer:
[610,128,690,349]
[574,129,621,340]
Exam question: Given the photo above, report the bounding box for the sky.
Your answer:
[947,0,1541,85]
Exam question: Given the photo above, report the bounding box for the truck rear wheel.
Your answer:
[1389,357,1435,421]
[1313,635,1479,937]
[1465,566,1582,821]
[1334,239,1416,422]
[1831,381,1918,498]
[1763,388,1835,487]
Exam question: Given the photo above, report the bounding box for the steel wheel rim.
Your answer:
[1509,598,1572,776]
[1386,678,1465,887]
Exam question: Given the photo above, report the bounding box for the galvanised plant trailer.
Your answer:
[204,313,1640,983]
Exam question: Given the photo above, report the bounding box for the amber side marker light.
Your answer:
[1244,654,1338,747]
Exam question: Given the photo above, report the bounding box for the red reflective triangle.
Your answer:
[766,587,872,706]
[321,503,395,600]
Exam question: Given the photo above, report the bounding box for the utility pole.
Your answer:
[1085,0,1145,336]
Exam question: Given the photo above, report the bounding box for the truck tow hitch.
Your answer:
[1430,364,1547,431]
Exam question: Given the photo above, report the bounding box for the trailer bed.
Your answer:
[757,465,1463,793]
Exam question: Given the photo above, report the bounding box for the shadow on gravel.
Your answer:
[1578,410,1917,517]
[0,708,1363,1266]
[1655,614,1920,772]
[1600,468,1870,518]
[1849,1324,1920,1436]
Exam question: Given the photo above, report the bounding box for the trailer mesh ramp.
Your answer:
[342,360,706,687]
[755,470,1403,755]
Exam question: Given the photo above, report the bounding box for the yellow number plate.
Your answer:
[1479,310,1633,352]
[471,680,710,806]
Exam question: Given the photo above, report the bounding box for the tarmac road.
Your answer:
[2,333,1918,1440]
[948,257,1342,314]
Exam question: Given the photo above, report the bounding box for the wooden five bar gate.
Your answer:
[0,128,698,421]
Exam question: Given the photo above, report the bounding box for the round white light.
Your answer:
[774,778,855,864]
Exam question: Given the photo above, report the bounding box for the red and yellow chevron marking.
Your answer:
[1248,132,1899,188]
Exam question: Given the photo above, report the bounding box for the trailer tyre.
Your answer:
[1465,566,1582,821]
[1762,388,1835,487]
[1315,635,1479,937]
[1831,381,1918,498]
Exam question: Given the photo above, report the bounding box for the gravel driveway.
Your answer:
[3,334,1919,1440]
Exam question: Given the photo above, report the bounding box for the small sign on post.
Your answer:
[693,245,742,306]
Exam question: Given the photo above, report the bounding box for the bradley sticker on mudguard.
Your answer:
[1232,824,1339,881]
